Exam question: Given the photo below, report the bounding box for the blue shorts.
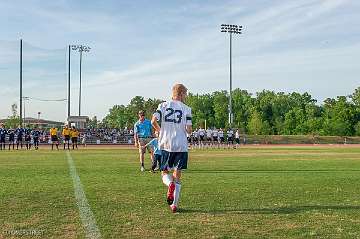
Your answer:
[161,150,188,171]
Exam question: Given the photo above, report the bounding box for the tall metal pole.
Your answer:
[23,98,26,126]
[79,49,82,116]
[229,32,233,125]
[20,39,23,127]
[68,45,71,120]
[220,24,242,126]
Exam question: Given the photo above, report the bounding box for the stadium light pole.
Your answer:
[19,39,23,127]
[220,24,242,125]
[67,45,71,120]
[22,96,29,126]
[70,45,91,116]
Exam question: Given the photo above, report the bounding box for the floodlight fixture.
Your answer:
[70,44,91,116]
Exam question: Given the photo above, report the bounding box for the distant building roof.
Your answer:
[0,117,64,126]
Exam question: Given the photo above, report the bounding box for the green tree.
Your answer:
[247,110,270,135]
[212,91,228,128]
[5,104,20,128]
[321,96,356,136]
[88,116,99,129]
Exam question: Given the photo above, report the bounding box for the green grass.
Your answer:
[1,146,360,238]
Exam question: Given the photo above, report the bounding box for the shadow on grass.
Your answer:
[188,169,360,174]
[179,205,360,214]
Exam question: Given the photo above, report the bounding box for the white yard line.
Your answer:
[66,151,102,239]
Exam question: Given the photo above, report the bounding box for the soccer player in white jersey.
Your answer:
[227,128,234,148]
[206,128,212,148]
[212,128,219,148]
[235,129,240,148]
[218,128,225,148]
[152,84,192,213]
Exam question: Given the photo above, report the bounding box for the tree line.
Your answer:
[4,87,360,136]
[102,87,360,136]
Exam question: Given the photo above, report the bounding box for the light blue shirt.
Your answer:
[134,119,152,138]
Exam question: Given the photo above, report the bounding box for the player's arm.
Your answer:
[133,124,139,147]
[151,106,162,133]
[151,116,160,133]
[186,125,192,135]
[185,109,192,134]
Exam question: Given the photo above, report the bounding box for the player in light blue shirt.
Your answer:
[134,110,154,172]
[143,136,162,172]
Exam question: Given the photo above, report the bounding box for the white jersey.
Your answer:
[212,129,218,137]
[154,100,192,152]
[227,130,234,137]
[198,128,205,136]
[206,129,212,138]
[235,131,240,139]
[218,130,224,138]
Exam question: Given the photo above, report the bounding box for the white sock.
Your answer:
[162,174,172,186]
[172,182,182,207]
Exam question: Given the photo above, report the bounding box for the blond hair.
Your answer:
[172,83,188,99]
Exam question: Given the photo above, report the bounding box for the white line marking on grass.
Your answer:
[66,151,102,239]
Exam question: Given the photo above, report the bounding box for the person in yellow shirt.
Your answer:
[62,125,71,150]
[50,127,59,150]
[70,126,80,150]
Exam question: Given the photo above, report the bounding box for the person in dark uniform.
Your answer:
[8,128,15,150]
[32,128,41,150]
[25,128,32,150]
[0,124,7,150]
[15,125,24,150]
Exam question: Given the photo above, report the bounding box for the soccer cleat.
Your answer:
[170,204,177,213]
[140,166,145,172]
[167,182,175,205]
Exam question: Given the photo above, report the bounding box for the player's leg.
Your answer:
[170,169,182,212]
[138,139,147,171]
[159,150,175,204]
[169,152,188,212]
[150,151,157,172]
[139,150,145,171]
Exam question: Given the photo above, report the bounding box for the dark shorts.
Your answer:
[9,136,14,142]
[0,137,5,143]
[17,136,23,142]
[34,137,39,143]
[228,137,233,143]
[161,150,188,171]
[51,135,58,142]
[64,135,70,141]
[220,137,224,142]
[72,137,78,143]
[154,154,162,163]
[200,135,205,141]
[235,138,240,144]
[213,136,218,142]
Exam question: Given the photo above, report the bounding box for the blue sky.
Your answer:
[0,0,359,122]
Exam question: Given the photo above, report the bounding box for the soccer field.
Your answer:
[1,146,360,238]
